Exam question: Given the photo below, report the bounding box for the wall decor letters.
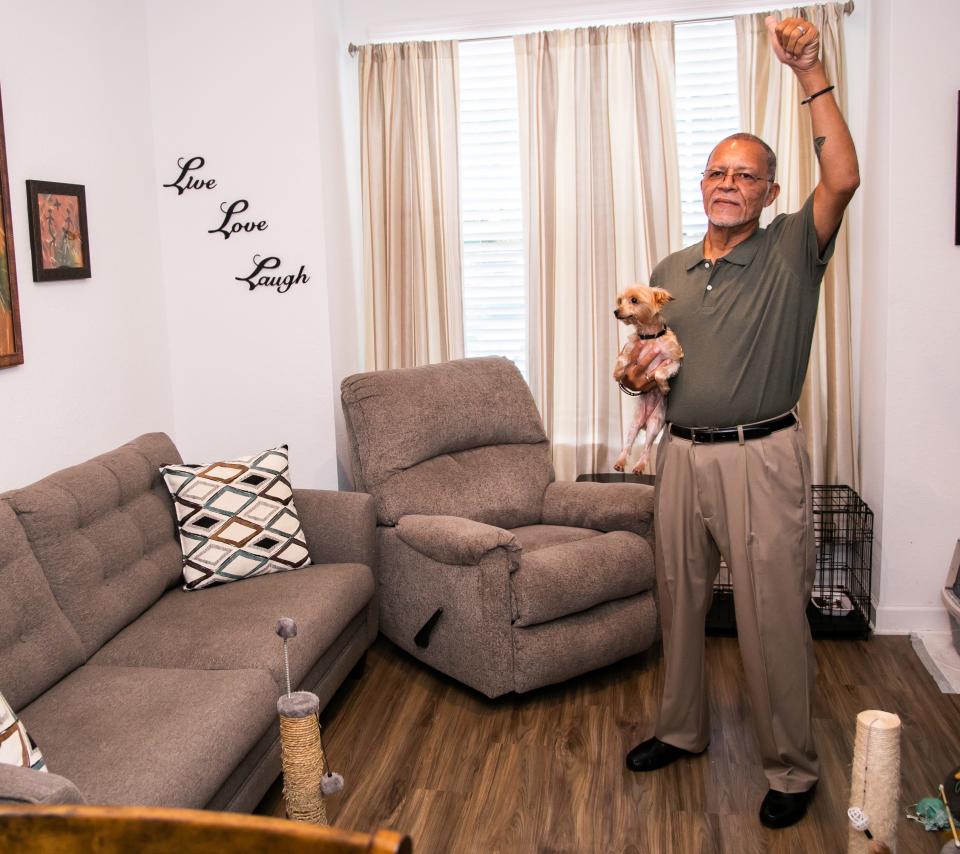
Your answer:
[236,255,309,294]
[208,199,268,240]
[163,156,217,195]
[164,154,307,294]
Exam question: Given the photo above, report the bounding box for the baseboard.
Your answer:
[873,604,952,634]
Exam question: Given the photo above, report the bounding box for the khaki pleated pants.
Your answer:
[652,420,819,793]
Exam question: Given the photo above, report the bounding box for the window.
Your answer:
[458,23,741,368]
[674,19,740,246]
[458,38,528,378]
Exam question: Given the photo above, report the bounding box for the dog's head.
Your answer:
[613,285,674,327]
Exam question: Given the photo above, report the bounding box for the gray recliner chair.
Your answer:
[340,356,658,698]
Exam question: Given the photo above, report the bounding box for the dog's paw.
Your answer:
[613,458,627,472]
[631,461,647,475]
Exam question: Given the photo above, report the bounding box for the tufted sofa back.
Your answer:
[0,500,85,710]
[341,357,554,528]
[1,433,184,661]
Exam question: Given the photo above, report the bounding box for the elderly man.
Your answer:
[621,15,859,829]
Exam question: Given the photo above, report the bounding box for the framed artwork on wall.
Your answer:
[0,87,23,369]
[25,179,91,281]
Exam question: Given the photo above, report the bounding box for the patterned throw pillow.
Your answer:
[160,445,313,590]
[0,690,46,772]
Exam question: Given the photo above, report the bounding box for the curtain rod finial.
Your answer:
[348,42,359,57]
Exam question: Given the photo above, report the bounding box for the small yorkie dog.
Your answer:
[612,285,684,474]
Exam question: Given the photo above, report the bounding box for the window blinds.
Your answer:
[674,19,741,246]
[458,38,528,378]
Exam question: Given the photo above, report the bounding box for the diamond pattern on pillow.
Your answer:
[160,445,313,590]
[0,690,46,772]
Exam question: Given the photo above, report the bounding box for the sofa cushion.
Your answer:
[512,592,658,693]
[90,563,375,692]
[509,524,601,554]
[511,530,654,627]
[160,445,312,591]
[0,501,84,711]
[341,356,548,490]
[375,443,553,529]
[3,433,182,659]
[0,690,46,772]
[0,764,83,804]
[541,480,654,537]
[341,357,554,527]
[19,665,276,808]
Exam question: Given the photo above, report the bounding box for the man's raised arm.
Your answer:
[766,15,860,250]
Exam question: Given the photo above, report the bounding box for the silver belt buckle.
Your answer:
[691,426,713,444]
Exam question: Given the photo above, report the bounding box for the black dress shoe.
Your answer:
[759,785,816,828]
[625,737,704,772]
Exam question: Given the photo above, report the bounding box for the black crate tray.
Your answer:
[706,588,871,640]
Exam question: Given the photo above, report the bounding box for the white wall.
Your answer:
[146,0,339,488]
[864,0,960,633]
[855,0,890,624]
[0,0,174,491]
[312,0,366,488]
[0,0,355,493]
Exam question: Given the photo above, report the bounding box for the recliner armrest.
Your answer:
[293,488,376,568]
[541,481,654,537]
[0,765,85,805]
[396,515,520,566]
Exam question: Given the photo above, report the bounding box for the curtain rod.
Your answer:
[346,0,852,56]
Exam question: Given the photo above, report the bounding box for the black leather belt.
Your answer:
[669,413,796,443]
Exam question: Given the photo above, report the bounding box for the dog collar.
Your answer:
[637,326,667,340]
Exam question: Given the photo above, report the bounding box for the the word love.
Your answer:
[208,199,268,240]
[162,156,217,195]
[236,255,309,294]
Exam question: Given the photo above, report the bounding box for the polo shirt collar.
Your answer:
[682,242,707,271]
[683,225,766,271]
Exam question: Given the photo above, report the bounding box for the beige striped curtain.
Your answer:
[736,3,857,487]
[359,41,464,370]
[515,24,682,481]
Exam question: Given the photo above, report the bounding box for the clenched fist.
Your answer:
[765,15,820,72]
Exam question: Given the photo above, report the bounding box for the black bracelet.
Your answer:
[801,84,834,105]
[618,381,643,397]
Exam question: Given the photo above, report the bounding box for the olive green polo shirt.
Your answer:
[651,192,837,428]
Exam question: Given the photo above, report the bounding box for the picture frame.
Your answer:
[25,179,91,281]
[0,87,23,369]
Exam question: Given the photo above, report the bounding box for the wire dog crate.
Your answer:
[706,485,873,639]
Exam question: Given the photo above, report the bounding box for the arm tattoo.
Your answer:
[814,136,826,160]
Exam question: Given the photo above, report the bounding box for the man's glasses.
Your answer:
[701,169,775,187]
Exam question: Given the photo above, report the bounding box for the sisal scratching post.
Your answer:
[278,689,328,825]
[847,710,902,854]
[275,617,343,825]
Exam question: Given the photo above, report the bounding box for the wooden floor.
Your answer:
[258,634,960,853]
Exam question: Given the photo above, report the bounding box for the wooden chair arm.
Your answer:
[0,803,412,854]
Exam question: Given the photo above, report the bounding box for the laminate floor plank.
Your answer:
[260,635,957,853]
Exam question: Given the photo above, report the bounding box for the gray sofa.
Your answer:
[341,356,659,698]
[0,433,377,811]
